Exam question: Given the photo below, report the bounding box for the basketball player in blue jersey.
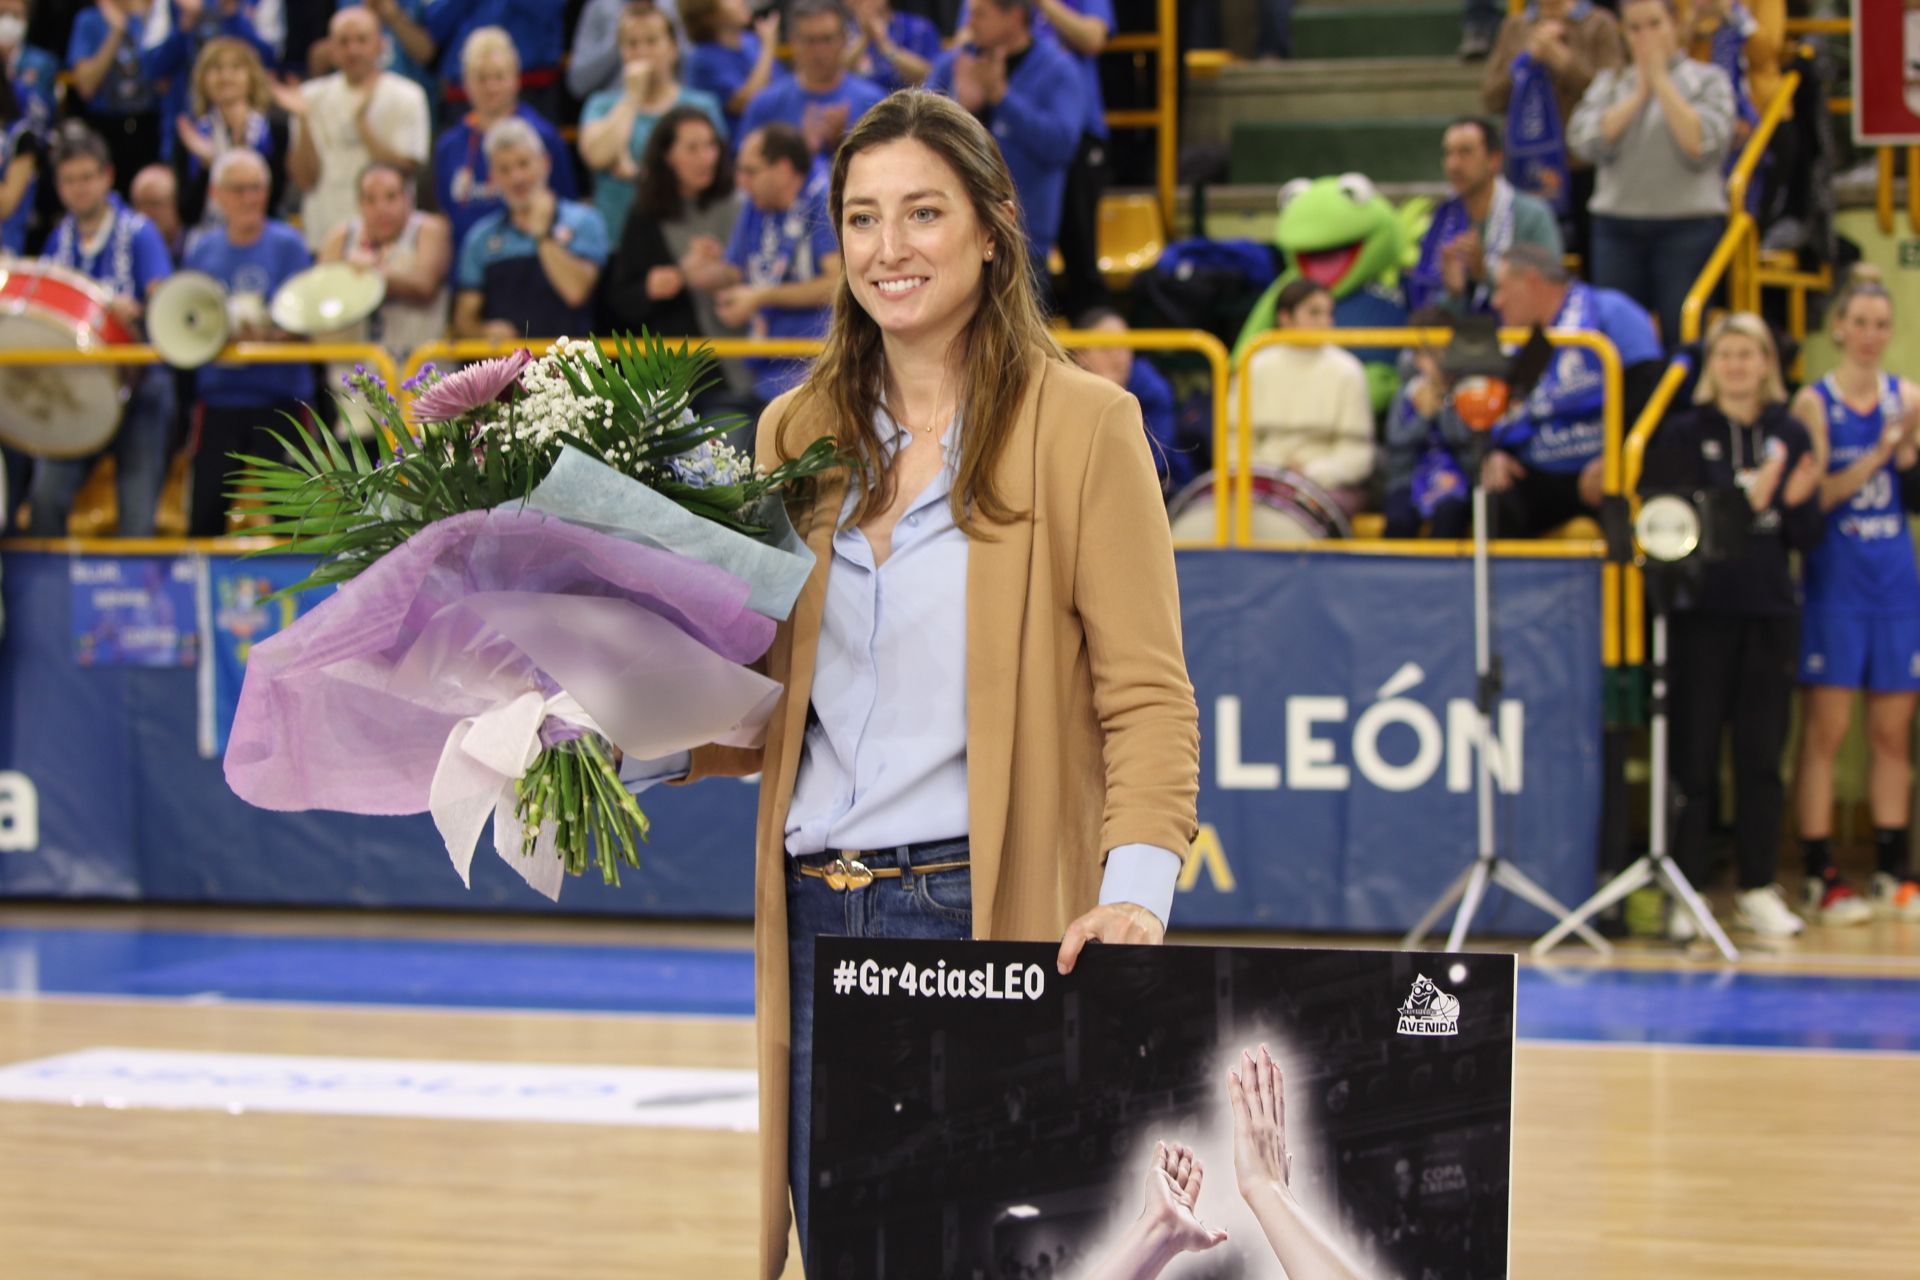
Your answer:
[1791,265,1920,926]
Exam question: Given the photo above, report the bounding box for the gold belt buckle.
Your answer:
[824,856,874,891]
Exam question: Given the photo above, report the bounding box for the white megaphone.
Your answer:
[146,269,231,369]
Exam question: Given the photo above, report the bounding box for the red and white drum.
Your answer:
[0,261,135,458]
[1167,464,1354,544]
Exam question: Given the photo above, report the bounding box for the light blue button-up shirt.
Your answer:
[626,411,1182,924]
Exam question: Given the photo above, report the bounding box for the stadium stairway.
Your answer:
[1186,0,1483,188]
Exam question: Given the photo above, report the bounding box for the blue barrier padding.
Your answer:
[1,547,1601,930]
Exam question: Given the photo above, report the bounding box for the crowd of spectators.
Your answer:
[0,0,1814,555]
[0,0,1121,537]
[1252,0,1769,541]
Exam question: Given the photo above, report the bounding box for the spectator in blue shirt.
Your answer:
[712,122,839,404]
[422,0,566,120]
[66,1,191,188]
[928,0,1081,286]
[578,4,725,246]
[959,0,1113,311]
[1075,306,1197,493]
[25,124,176,537]
[452,115,609,341]
[0,65,42,255]
[1034,0,1113,316]
[740,0,885,161]
[846,0,940,91]
[681,0,783,138]
[182,146,314,536]
[433,25,578,259]
[1483,242,1665,536]
[0,0,60,135]
[148,0,280,167]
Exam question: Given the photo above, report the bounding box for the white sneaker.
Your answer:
[1871,872,1920,922]
[1735,885,1806,938]
[1666,901,1700,943]
[1803,873,1874,926]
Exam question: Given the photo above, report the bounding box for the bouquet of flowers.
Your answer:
[221,335,840,899]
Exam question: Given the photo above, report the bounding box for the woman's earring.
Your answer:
[985,250,994,261]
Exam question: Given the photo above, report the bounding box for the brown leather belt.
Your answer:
[797,854,970,891]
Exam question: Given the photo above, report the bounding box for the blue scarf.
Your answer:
[186,109,274,181]
[1506,52,1569,215]
[47,193,145,298]
[1408,176,1518,313]
[1505,4,1590,216]
[1708,2,1763,211]
[1708,1,1759,122]
[1406,398,1468,518]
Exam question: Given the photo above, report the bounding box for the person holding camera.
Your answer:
[1640,313,1822,940]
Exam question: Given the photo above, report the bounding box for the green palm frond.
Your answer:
[228,332,846,597]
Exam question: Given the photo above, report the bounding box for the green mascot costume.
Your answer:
[1231,174,1432,413]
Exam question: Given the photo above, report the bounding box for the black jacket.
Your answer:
[1639,401,1824,616]
[601,203,701,337]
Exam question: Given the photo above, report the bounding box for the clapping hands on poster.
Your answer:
[810,939,1516,1278]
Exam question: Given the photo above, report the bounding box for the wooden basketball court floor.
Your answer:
[0,901,1915,1279]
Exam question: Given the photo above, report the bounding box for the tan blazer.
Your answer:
[679,348,1201,1277]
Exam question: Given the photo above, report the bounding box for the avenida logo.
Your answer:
[1395,974,1460,1036]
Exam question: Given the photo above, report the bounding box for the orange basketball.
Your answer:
[1452,375,1511,431]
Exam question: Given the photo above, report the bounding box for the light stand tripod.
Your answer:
[1401,433,1614,955]
[1534,531,1740,960]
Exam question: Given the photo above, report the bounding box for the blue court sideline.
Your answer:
[1,926,1916,1053]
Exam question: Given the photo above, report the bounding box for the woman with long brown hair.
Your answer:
[632,89,1199,1276]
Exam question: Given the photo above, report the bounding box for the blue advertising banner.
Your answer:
[198,556,330,758]
[70,557,198,668]
[0,547,1602,930]
[1173,550,1602,933]
[1,548,758,912]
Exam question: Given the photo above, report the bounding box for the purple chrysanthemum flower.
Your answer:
[400,362,441,393]
[411,350,532,422]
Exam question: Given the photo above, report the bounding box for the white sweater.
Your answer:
[1238,343,1376,489]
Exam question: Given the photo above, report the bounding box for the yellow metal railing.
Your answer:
[5,327,1631,568]
[1783,16,1850,37]
[1102,0,1179,234]
[3,329,1638,673]
[0,341,397,546]
[1791,15,1920,235]
[0,341,398,386]
[1681,211,1758,346]
[402,330,1234,545]
[1677,66,1802,346]
[1619,355,1697,667]
[1057,327,1233,545]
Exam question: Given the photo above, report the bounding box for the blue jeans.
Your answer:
[1589,213,1725,354]
[26,362,175,537]
[785,839,972,1272]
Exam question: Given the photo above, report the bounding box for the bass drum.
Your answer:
[0,261,136,458]
[1166,464,1353,543]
